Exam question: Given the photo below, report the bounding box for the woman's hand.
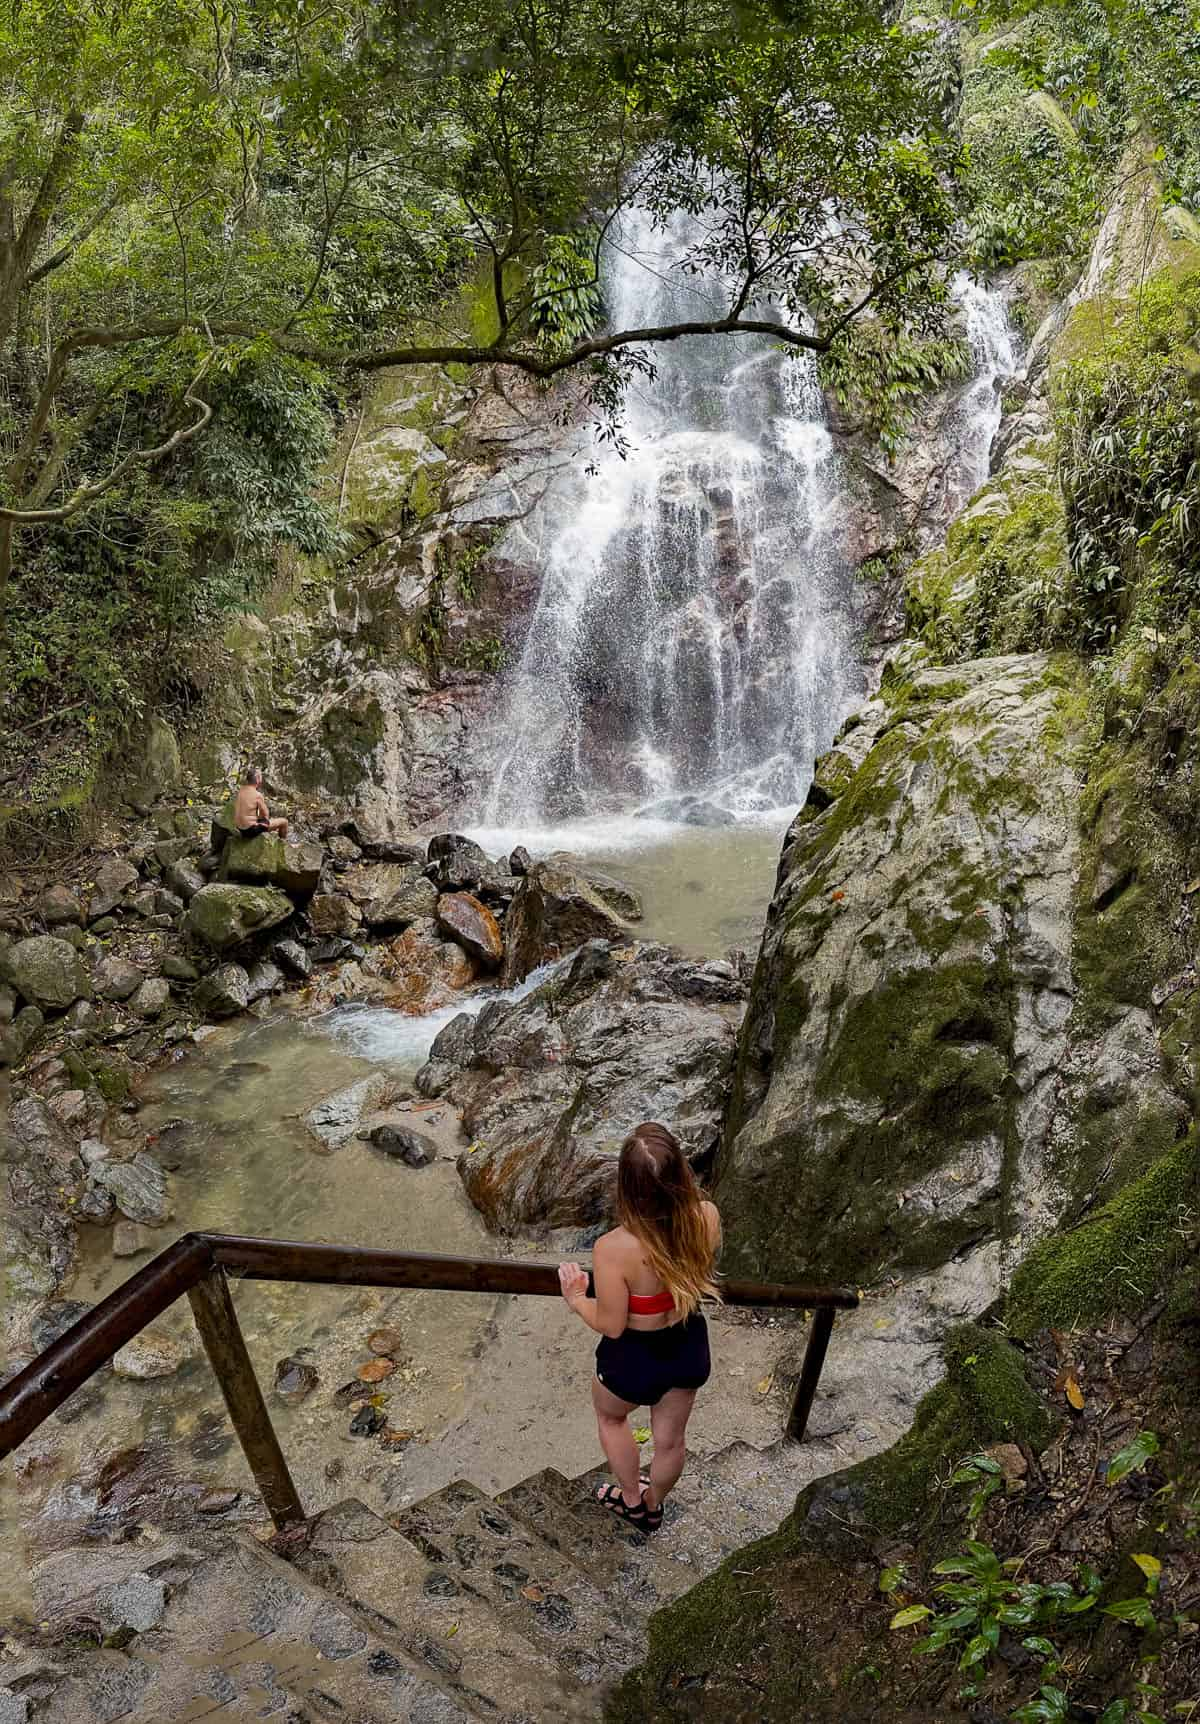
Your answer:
[558,1261,588,1307]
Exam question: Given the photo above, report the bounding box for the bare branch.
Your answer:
[0,360,213,524]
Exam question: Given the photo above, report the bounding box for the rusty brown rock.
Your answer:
[436,892,503,966]
[357,1357,396,1383]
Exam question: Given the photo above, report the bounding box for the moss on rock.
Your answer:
[1007,1132,1198,1336]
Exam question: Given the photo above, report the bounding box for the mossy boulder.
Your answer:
[220,833,324,897]
[714,651,1179,1285]
[2,934,92,1012]
[184,883,293,952]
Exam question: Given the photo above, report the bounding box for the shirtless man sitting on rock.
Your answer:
[234,766,288,839]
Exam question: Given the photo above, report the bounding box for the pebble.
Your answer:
[357,1358,396,1383]
[112,1327,187,1379]
[273,1356,319,1406]
[367,1326,404,1357]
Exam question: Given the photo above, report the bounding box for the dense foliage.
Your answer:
[0,0,970,812]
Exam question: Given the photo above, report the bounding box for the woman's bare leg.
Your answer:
[644,1386,697,1511]
[591,1376,642,1506]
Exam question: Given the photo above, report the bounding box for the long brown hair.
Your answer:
[616,1122,720,1319]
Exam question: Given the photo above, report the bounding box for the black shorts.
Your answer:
[237,821,270,838]
[595,1312,711,1407]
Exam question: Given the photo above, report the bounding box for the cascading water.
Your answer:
[931,272,1020,524]
[484,207,862,827]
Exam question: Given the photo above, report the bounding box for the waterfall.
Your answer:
[479,223,1017,832]
[935,272,1020,520]
[483,207,861,827]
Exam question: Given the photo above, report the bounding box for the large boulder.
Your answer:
[416,940,744,1230]
[184,883,292,951]
[500,860,635,985]
[436,892,502,965]
[546,854,643,921]
[220,834,324,897]
[2,935,91,1011]
[307,892,362,936]
[713,652,1186,1286]
[303,1072,392,1151]
[3,1097,82,1308]
[362,917,476,1013]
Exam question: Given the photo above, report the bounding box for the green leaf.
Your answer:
[1098,1703,1129,1724]
[1022,1636,1059,1658]
[1106,1431,1160,1485]
[1131,1553,1162,1591]
[889,1605,933,1630]
[1102,1596,1156,1629]
[878,1566,905,1595]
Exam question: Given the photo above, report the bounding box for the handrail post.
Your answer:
[187,1265,305,1531]
[786,1306,836,1443]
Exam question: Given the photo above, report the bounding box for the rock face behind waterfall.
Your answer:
[715,650,1186,1286]
[415,941,745,1230]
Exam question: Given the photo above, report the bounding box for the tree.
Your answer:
[0,0,964,650]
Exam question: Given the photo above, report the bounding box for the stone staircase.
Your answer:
[1,1437,826,1723]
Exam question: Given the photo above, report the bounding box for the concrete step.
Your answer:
[0,1531,474,1724]
[294,1496,595,1722]
[521,1467,701,1609]
[495,1468,686,1618]
[391,1477,640,1686]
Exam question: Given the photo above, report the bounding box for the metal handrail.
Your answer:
[0,1231,858,1530]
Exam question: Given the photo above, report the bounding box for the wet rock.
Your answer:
[273,1355,319,1405]
[164,858,206,902]
[112,1220,154,1257]
[185,882,293,951]
[221,833,324,897]
[509,845,532,877]
[349,1404,387,1437]
[197,1487,240,1513]
[367,1326,405,1356]
[273,938,312,980]
[546,853,644,921]
[2,934,92,1010]
[80,1136,110,1166]
[88,916,118,936]
[307,892,363,937]
[65,996,101,1032]
[304,1071,392,1150]
[133,978,171,1018]
[128,884,162,919]
[161,954,200,982]
[39,883,82,925]
[362,867,438,930]
[193,961,252,1018]
[357,1356,395,1382]
[31,1299,94,1352]
[417,940,739,1229]
[499,860,634,986]
[366,918,476,1013]
[427,834,491,892]
[436,892,503,966]
[245,959,284,1002]
[93,1150,171,1224]
[366,1124,436,1167]
[112,1327,187,1379]
[0,983,14,1024]
[88,858,140,920]
[78,1180,117,1223]
[326,834,362,867]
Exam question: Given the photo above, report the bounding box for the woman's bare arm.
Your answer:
[558,1234,630,1338]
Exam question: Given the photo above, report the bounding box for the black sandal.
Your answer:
[595,1482,663,1534]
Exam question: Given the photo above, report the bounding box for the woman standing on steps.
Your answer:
[558,1122,721,1534]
